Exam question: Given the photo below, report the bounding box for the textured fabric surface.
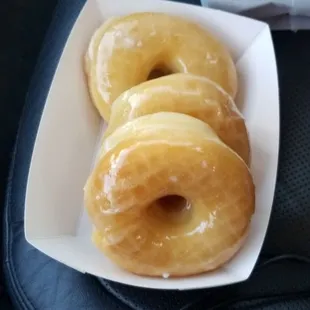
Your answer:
[262,31,310,256]
[0,0,60,307]
[0,0,58,289]
[3,0,310,309]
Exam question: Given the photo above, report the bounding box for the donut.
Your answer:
[84,112,255,277]
[85,12,237,120]
[104,73,250,164]
[84,16,121,76]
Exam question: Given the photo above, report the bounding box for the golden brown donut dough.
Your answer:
[84,112,255,277]
[85,12,237,120]
[104,73,250,164]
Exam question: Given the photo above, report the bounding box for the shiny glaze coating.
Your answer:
[85,12,237,120]
[105,73,250,164]
[84,113,255,277]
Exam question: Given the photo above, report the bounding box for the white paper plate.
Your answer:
[25,0,279,290]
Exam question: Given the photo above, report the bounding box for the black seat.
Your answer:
[3,1,310,309]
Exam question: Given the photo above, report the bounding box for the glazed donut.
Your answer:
[84,16,121,76]
[104,73,250,164]
[84,112,255,277]
[85,12,237,120]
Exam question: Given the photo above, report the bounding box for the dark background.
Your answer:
[0,1,59,307]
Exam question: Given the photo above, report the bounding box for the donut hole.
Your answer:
[157,195,188,213]
[147,195,191,225]
[147,66,173,80]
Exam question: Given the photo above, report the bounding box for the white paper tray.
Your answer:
[25,0,279,290]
